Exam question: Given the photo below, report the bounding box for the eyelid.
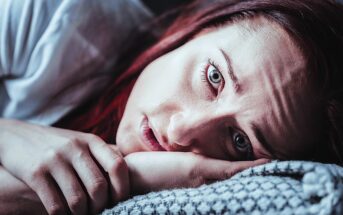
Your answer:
[208,59,220,71]
[229,127,255,160]
[203,58,225,93]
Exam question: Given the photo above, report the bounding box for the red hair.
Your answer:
[55,0,343,165]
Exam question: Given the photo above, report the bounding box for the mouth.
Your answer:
[140,116,166,151]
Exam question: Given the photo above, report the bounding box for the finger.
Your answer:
[200,158,270,181]
[108,144,122,155]
[28,172,69,215]
[89,142,130,203]
[50,161,87,215]
[70,147,108,214]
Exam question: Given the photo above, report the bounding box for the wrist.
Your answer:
[0,165,46,214]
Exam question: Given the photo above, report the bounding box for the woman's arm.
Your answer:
[0,166,46,215]
[125,152,270,195]
[0,119,130,214]
[0,118,269,214]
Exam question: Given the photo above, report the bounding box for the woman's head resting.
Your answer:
[116,15,319,161]
[62,0,342,165]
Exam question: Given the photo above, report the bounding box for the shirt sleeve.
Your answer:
[0,0,61,79]
[0,0,154,125]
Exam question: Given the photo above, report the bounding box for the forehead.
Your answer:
[199,16,316,158]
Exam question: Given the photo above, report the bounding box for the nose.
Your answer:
[167,110,224,147]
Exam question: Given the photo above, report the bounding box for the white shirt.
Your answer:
[0,0,153,125]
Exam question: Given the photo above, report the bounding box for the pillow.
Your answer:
[102,161,343,214]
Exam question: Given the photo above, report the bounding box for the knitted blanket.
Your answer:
[102,161,343,215]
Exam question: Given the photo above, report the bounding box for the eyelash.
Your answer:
[201,59,253,160]
[230,128,254,161]
[201,59,224,96]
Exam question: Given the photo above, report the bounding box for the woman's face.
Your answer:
[116,16,316,161]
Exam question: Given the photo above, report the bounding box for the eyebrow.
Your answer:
[251,123,275,158]
[219,49,273,159]
[219,48,241,93]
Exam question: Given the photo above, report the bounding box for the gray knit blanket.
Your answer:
[102,161,343,215]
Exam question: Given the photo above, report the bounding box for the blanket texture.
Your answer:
[102,161,343,215]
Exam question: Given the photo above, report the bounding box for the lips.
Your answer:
[141,116,166,151]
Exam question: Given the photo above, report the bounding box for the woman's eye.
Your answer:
[201,60,224,98]
[207,64,223,90]
[231,129,253,160]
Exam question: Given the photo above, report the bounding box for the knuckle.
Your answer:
[29,164,47,181]
[109,144,120,151]
[45,149,64,162]
[47,203,65,215]
[108,144,122,155]
[65,141,90,163]
[68,138,84,149]
[87,133,103,142]
[74,149,89,160]
[89,178,108,198]
[68,193,86,213]
[108,156,127,173]
[63,137,77,145]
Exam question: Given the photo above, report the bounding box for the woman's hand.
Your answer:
[125,151,269,194]
[0,119,129,214]
[0,165,46,215]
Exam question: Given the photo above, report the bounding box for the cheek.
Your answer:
[199,133,229,160]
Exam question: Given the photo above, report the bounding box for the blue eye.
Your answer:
[201,59,224,97]
[231,129,253,160]
[207,64,223,89]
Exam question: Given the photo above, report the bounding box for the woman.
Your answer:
[0,0,342,214]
